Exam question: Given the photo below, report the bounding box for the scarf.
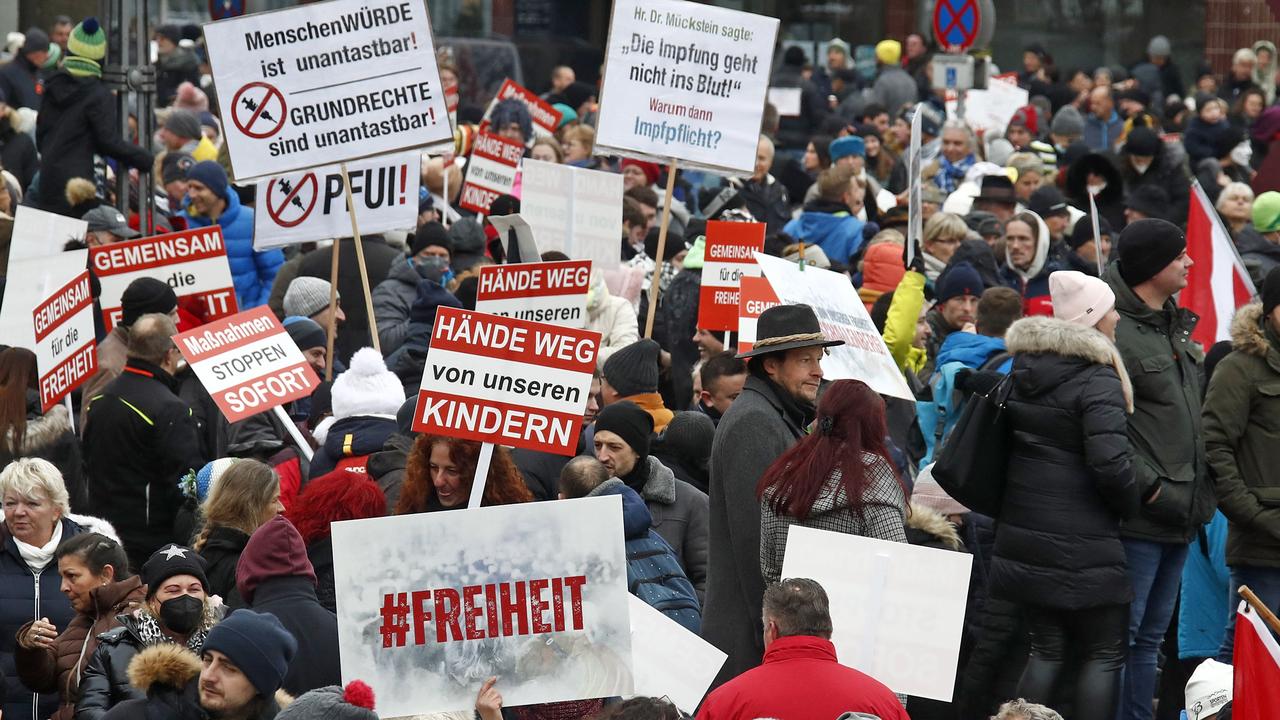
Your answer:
[934,154,975,194]
[133,605,213,652]
[64,57,102,79]
[749,363,815,431]
[14,521,63,573]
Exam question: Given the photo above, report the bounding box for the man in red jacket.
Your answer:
[697,578,909,720]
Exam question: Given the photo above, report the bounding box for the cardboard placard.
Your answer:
[627,596,726,713]
[946,74,1029,134]
[412,306,600,454]
[594,0,779,174]
[520,159,624,270]
[736,273,779,355]
[475,260,591,328]
[480,78,563,139]
[253,151,420,249]
[781,526,972,701]
[754,252,912,400]
[32,270,97,412]
[697,221,764,331]
[9,205,89,262]
[202,0,452,180]
[91,226,239,332]
[331,496,633,715]
[458,130,524,214]
[0,208,89,353]
[173,306,321,422]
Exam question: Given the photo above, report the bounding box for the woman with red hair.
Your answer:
[756,379,908,583]
[396,435,532,513]
[286,469,387,613]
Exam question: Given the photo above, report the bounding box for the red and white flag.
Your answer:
[1231,599,1280,719]
[1179,180,1256,347]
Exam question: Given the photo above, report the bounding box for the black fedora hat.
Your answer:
[973,175,1018,205]
[737,304,844,359]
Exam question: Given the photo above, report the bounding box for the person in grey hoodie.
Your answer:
[371,222,452,355]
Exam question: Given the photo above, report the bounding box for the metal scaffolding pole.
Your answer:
[101,0,154,234]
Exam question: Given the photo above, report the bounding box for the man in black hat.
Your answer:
[1119,126,1189,225]
[1124,185,1171,224]
[1063,214,1113,277]
[372,221,453,354]
[971,175,1019,223]
[0,28,49,110]
[153,24,201,107]
[601,339,674,431]
[701,304,843,688]
[1028,186,1073,258]
[1102,219,1212,719]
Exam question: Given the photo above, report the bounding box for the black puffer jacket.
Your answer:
[196,527,250,609]
[990,316,1140,610]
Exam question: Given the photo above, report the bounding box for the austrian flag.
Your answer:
[1179,181,1256,347]
[1231,599,1280,719]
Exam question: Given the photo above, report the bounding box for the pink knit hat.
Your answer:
[1049,270,1115,327]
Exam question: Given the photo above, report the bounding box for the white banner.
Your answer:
[475,260,591,328]
[0,251,89,355]
[520,159,624,271]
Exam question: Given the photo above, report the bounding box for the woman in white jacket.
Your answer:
[586,270,639,363]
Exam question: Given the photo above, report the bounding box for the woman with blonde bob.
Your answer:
[193,459,283,607]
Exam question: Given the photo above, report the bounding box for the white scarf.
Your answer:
[13,521,63,573]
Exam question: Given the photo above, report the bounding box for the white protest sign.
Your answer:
[9,206,89,262]
[331,496,633,715]
[946,75,1028,134]
[475,260,591,328]
[202,0,451,180]
[627,596,725,713]
[0,251,90,355]
[595,0,779,174]
[480,78,563,139]
[458,130,524,214]
[413,306,601,455]
[254,151,419,249]
[91,226,239,332]
[173,306,321,422]
[486,213,541,263]
[754,252,912,400]
[736,273,779,355]
[766,86,802,117]
[520,159,624,270]
[697,220,764,331]
[782,526,972,701]
[32,269,97,412]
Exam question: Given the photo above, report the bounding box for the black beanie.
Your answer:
[1118,219,1186,286]
[121,277,178,327]
[409,221,452,257]
[284,316,326,352]
[602,339,661,397]
[1263,266,1280,317]
[1068,215,1113,250]
[595,401,654,460]
[142,544,209,597]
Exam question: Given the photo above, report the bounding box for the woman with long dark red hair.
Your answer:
[756,379,908,582]
[286,469,387,613]
[395,434,532,513]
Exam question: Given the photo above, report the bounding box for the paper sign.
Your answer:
[480,78,563,139]
[31,270,97,412]
[254,151,419,249]
[486,213,541,263]
[697,221,764,331]
[412,306,601,454]
[331,496,633,715]
[736,274,779,355]
[520,159,624,270]
[594,0,779,174]
[173,306,321,422]
[475,260,591,328]
[9,206,89,262]
[458,130,524,214]
[754,252,912,400]
[627,596,726,713]
[781,526,972,701]
[767,86,801,117]
[0,251,89,356]
[91,226,239,332]
[945,75,1029,134]
[202,0,452,180]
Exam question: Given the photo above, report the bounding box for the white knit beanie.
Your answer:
[330,348,405,419]
[1049,270,1115,328]
[1184,658,1232,720]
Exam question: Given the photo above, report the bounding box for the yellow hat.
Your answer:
[876,39,902,66]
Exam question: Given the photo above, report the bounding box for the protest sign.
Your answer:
[480,78,563,139]
[202,0,452,180]
[628,596,726,713]
[487,213,541,263]
[594,0,779,174]
[91,226,239,332]
[475,260,591,328]
[458,130,524,214]
[9,206,89,262]
[331,496,633,715]
[520,159,624,270]
[754,252,912,400]
[735,274,779,355]
[946,74,1028,134]
[253,151,419,249]
[31,270,97,412]
[412,306,600,454]
[173,306,321,422]
[0,251,89,356]
[697,221,764,331]
[782,526,973,701]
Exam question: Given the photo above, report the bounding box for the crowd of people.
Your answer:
[0,9,1276,720]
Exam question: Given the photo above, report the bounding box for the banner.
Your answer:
[627,596,726,713]
[782,526,972,701]
[480,78,563,140]
[254,151,419,248]
[91,226,239,332]
[1181,180,1256,346]
[203,0,452,180]
[594,0,779,174]
[0,208,89,352]
[736,273,779,355]
[31,270,97,412]
[458,130,524,214]
[697,221,764,331]
[754,252,912,400]
[475,260,591,328]
[331,496,633,715]
[412,306,600,454]
[520,159,624,270]
[173,306,321,422]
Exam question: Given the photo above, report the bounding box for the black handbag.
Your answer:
[931,373,1013,517]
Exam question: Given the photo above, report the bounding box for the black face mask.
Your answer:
[159,594,204,634]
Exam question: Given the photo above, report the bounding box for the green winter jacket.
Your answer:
[1104,261,1212,543]
[1203,303,1280,567]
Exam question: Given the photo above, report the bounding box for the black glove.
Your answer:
[902,237,926,274]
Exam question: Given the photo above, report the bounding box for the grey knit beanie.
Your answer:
[1050,106,1085,138]
[284,277,337,319]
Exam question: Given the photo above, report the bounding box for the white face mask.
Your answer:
[1231,141,1253,167]
[1087,181,1107,195]
[1131,161,1152,175]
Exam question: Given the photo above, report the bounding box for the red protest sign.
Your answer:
[697,221,765,331]
[413,306,601,454]
[459,131,525,214]
[736,274,780,355]
[474,260,591,328]
[32,270,97,411]
[481,78,563,138]
[173,306,320,422]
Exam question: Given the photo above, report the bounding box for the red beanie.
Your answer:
[621,158,661,186]
[236,515,317,604]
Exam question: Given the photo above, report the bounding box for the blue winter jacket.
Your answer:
[1178,512,1230,660]
[936,331,1013,374]
[183,189,283,309]
[782,209,866,267]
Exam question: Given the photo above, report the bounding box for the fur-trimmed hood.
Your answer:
[1006,315,1134,412]
[126,644,202,694]
[6,402,73,454]
[1230,303,1272,358]
[907,502,963,551]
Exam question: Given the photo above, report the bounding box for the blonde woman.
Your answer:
[921,211,969,281]
[193,459,283,608]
